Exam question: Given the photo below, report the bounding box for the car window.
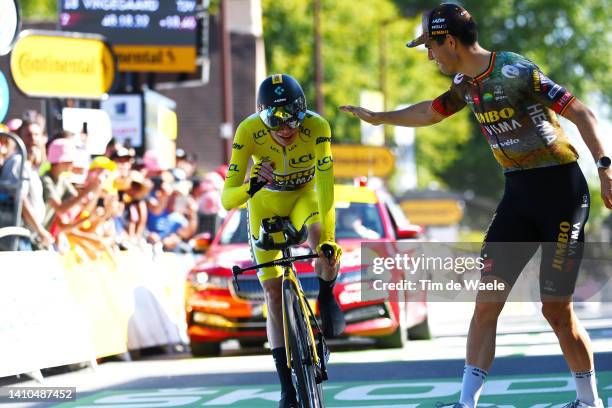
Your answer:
[335,203,384,240]
[384,197,411,231]
[219,209,250,244]
[219,202,386,244]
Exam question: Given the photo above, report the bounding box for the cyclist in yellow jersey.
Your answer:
[222,74,345,408]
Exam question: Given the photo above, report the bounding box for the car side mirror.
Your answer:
[396,225,423,239]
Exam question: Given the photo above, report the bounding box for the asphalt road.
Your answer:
[4,306,612,408]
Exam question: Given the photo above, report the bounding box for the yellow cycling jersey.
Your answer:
[221,110,335,245]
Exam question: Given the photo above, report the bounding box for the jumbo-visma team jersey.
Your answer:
[432,51,578,172]
[221,110,335,243]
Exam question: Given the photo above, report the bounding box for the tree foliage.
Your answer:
[17,0,610,206]
[17,0,56,20]
[262,0,473,192]
[392,0,611,109]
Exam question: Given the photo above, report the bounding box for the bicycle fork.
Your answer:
[282,271,329,384]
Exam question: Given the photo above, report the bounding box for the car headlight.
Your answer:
[192,272,230,289]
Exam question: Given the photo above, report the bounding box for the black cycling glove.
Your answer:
[247,162,269,197]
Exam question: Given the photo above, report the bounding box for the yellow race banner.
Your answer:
[11,30,115,99]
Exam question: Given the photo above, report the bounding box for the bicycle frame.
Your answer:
[280,252,321,369]
[232,215,331,406]
[231,241,329,383]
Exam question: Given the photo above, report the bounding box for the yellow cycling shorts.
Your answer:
[247,187,320,281]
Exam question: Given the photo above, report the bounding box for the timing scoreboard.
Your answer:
[59,0,198,72]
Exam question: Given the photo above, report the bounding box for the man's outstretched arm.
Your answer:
[339,100,446,127]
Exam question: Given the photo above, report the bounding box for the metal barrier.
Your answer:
[0,131,30,251]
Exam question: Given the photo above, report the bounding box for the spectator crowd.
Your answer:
[0,110,226,258]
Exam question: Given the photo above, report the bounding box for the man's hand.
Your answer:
[247,161,275,197]
[339,105,382,125]
[599,168,612,209]
[317,241,343,272]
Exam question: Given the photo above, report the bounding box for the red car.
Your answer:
[185,184,430,356]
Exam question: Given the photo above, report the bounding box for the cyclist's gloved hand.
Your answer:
[317,241,343,267]
[247,161,275,197]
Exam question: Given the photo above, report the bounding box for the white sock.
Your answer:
[573,369,599,405]
[459,365,488,408]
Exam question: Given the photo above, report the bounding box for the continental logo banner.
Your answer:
[113,45,196,73]
[10,30,115,99]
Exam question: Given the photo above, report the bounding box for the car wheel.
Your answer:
[190,340,221,357]
[407,317,431,340]
[238,339,266,349]
[376,325,406,349]
[376,302,407,349]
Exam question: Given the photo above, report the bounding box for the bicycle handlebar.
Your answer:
[232,252,323,291]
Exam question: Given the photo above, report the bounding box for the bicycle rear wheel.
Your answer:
[283,280,324,408]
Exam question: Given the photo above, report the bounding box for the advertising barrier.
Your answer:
[0,248,193,378]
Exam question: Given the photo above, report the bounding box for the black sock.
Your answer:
[271,347,295,398]
[318,277,336,299]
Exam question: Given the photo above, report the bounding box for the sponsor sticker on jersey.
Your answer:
[494,85,507,100]
[491,138,520,149]
[253,129,268,145]
[226,163,240,179]
[502,65,520,79]
[317,155,333,171]
[548,84,562,99]
[532,70,541,92]
[475,108,515,124]
[269,167,315,191]
[289,153,315,169]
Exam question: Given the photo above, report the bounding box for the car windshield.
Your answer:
[218,202,384,245]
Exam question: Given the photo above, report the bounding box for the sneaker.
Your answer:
[435,403,468,408]
[562,399,604,408]
[318,291,346,338]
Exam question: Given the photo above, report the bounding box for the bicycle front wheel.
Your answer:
[283,280,324,408]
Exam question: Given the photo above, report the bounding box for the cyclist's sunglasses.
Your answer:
[259,101,306,131]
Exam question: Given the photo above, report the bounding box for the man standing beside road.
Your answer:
[340,4,611,407]
[0,119,54,250]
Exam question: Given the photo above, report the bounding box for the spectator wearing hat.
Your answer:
[62,157,124,260]
[111,145,135,192]
[175,148,197,178]
[41,137,103,235]
[143,150,169,177]
[119,170,151,246]
[0,119,53,250]
[145,170,193,252]
[0,130,15,168]
[195,171,226,236]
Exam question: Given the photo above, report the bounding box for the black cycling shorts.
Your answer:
[481,162,590,296]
